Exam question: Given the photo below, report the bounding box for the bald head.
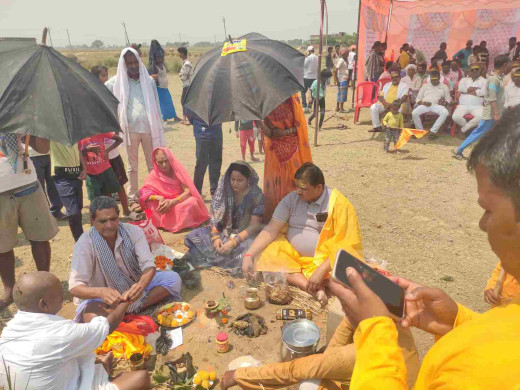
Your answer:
[13,271,63,314]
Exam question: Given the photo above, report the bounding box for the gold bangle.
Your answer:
[176,197,182,203]
[150,195,155,201]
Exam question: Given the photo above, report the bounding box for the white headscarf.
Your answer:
[112,47,165,148]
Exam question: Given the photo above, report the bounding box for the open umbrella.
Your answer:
[0,36,120,146]
[183,32,305,125]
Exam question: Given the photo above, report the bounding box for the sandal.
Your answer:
[125,211,146,221]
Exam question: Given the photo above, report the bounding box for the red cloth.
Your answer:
[78,133,115,175]
[240,129,255,156]
[139,147,209,233]
[115,315,158,336]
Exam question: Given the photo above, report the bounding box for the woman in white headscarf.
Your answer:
[105,47,166,203]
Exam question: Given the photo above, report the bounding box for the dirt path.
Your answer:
[1,72,496,371]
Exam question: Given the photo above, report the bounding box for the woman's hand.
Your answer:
[213,238,223,252]
[218,240,235,255]
[156,199,174,214]
[484,289,500,306]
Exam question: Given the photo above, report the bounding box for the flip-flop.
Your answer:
[126,211,146,221]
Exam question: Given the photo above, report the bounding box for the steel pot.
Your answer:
[280,319,320,362]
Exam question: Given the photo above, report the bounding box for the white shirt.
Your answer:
[304,53,319,79]
[458,76,486,107]
[347,51,356,70]
[104,138,120,159]
[402,75,418,90]
[417,83,452,105]
[505,82,520,108]
[69,223,155,305]
[336,58,349,82]
[0,135,37,193]
[179,59,194,87]
[0,311,109,390]
[106,76,160,134]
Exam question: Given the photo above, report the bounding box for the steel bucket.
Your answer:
[280,319,320,362]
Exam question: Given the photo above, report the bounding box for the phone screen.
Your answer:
[332,249,405,318]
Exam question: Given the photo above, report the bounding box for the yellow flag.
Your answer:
[395,128,429,149]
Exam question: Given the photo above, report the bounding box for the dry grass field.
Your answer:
[0,49,499,379]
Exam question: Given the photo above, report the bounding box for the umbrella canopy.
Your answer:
[0,40,120,146]
[183,32,305,125]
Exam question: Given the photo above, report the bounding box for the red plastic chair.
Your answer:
[377,78,391,91]
[354,82,379,124]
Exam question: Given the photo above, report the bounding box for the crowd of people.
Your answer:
[363,38,520,157]
[0,35,519,389]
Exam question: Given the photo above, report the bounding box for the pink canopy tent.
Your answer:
[356,0,520,82]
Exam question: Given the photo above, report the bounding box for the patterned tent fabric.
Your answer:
[357,0,520,83]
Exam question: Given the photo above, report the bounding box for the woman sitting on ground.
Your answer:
[184,162,263,274]
[139,147,209,233]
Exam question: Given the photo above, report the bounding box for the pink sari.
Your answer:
[139,147,209,233]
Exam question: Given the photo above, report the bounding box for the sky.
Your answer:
[0,0,359,47]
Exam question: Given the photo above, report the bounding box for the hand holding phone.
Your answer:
[331,249,405,318]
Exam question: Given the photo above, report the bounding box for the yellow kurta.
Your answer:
[351,300,520,389]
[485,261,520,304]
[255,188,363,279]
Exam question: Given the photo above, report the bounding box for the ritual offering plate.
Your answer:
[156,302,196,328]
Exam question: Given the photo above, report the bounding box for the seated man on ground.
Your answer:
[452,64,486,135]
[69,196,182,323]
[221,314,419,390]
[0,271,151,390]
[185,162,263,275]
[139,147,209,233]
[242,163,363,307]
[369,70,409,132]
[484,261,520,307]
[328,109,520,388]
[412,70,452,140]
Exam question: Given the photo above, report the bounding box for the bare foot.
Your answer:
[316,289,329,308]
[220,370,237,390]
[96,351,114,375]
[250,156,260,162]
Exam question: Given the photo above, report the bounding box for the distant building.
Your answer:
[310,32,346,44]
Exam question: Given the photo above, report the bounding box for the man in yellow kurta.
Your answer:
[241,162,363,307]
[329,110,520,389]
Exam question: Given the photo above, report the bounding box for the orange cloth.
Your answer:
[263,95,312,221]
[395,128,429,149]
[485,262,520,305]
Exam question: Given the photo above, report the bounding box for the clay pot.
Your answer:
[205,300,219,318]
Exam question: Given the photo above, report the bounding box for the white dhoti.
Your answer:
[412,104,450,134]
[370,102,386,128]
[452,105,483,133]
[93,364,118,390]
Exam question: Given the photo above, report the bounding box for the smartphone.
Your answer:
[332,249,405,318]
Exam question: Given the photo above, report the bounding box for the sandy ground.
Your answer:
[0,70,497,382]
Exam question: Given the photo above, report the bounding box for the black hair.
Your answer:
[229,163,251,179]
[385,61,393,69]
[430,70,441,77]
[294,163,325,187]
[468,107,520,212]
[494,54,510,70]
[90,65,107,77]
[177,47,188,56]
[510,37,517,42]
[335,44,340,49]
[90,196,119,219]
[442,60,451,67]
[328,46,333,51]
[320,69,332,79]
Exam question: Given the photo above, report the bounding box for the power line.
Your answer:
[66,29,72,49]
[122,21,130,46]
[222,17,227,41]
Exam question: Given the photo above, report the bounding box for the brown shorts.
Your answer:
[0,183,59,253]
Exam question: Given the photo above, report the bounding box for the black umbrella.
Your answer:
[183,32,305,125]
[0,38,120,146]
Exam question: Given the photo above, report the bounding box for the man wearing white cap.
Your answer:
[106,48,166,204]
[452,64,486,134]
[302,46,318,113]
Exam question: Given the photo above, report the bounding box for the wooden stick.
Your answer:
[41,27,48,46]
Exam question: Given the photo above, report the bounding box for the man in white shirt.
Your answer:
[452,64,486,133]
[347,46,357,86]
[412,70,452,139]
[505,68,520,109]
[0,135,58,311]
[178,47,194,125]
[106,48,165,203]
[69,196,181,323]
[302,46,319,112]
[0,271,151,390]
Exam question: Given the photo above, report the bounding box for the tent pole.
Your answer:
[351,0,362,109]
[314,0,325,147]
[385,0,394,43]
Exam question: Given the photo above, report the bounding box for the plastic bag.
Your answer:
[365,256,391,277]
[263,272,292,305]
[129,218,164,246]
[228,355,262,370]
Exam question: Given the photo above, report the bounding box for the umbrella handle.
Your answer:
[23,134,31,175]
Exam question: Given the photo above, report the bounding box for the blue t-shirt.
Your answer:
[186,110,223,140]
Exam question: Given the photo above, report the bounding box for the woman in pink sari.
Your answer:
[139,147,209,233]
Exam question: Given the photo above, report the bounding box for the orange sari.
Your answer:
[263,95,312,221]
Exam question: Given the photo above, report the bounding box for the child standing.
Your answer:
[382,101,404,152]
[308,69,332,129]
[235,120,260,161]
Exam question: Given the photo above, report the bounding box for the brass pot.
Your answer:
[244,287,261,310]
